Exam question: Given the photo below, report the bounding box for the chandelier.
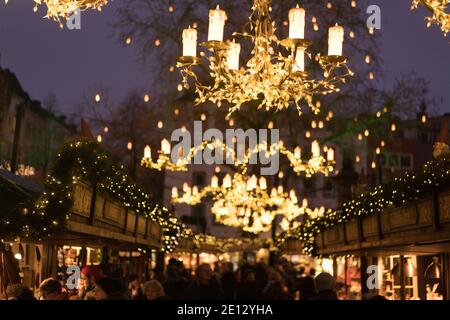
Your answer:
[171,172,311,234]
[177,0,353,116]
[33,0,108,26]
[141,138,335,178]
[411,0,450,35]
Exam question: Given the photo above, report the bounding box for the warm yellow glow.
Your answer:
[144,94,150,103]
[34,0,108,24]
[355,154,361,163]
[157,121,164,129]
[144,145,151,159]
[161,139,171,155]
[177,0,353,117]
[411,0,450,36]
[95,94,101,102]
[127,142,133,150]
[96,134,102,143]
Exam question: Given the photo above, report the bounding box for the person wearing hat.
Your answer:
[310,272,339,300]
[79,265,104,300]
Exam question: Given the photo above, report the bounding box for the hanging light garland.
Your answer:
[411,0,450,35]
[177,0,353,116]
[33,0,108,26]
[141,138,335,178]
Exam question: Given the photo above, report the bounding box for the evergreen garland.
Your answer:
[277,154,450,256]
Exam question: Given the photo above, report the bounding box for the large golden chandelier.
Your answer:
[171,172,315,234]
[177,0,353,116]
[33,0,108,26]
[412,0,450,35]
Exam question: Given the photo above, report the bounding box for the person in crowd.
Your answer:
[262,269,292,300]
[39,278,71,300]
[185,263,225,300]
[236,269,262,300]
[298,267,316,300]
[6,284,35,300]
[176,260,191,281]
[94,277,127,300]
[254,262,269,290]
[164,265,188,300]
[279,259,298,299]
[310,272,338,300]
[79,265,104,300]
[127,274,145,300]
[220,262,236,300]
[143,279,170,300]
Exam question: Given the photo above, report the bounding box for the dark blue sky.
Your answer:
[0,0,449,116]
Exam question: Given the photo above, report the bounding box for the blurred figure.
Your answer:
[262,269,291,300]
[186,263,225,300]
[236,269,262,300]
[311,272,338,300]
[94,277,127,300]
[6,284,35,300]
[79,265,104,300]
[128,274,145,300]
[39,278,70,300]
[164,266,188,300]
[143,280,169,300]
[220,262,236,300]
[298,268,316,300]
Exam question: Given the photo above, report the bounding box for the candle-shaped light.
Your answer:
[294,146,301,159]
[259,177,267,190]
[289,190,298,203]
[277,185,284,194]
[328,24,344,56]
[211,175,219,188]
[227,39,241,70]
[144,145,151,159]
[311,140,320,157]
[208,5,227,42]
[327,148,335,161]
[302,198,308,208]
[182,26,197,57]
[271,187,277,197]
[247,175,257,191]
[292,47,305,72]
[223,174,231,188]
[289,5,306,39]
[192,186,199,195]
[171,186,178,199]
[161,139,171,154]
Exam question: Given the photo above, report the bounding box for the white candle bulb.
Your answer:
[289,190,298,203]
[259,177,267,190]
[293,47,305,72]
[302,198,308,208]
[192,186,199,195]
[294,146,301,159]
[211,175,219,188]
[161,139,171,155]
[171,186,178,198]
[271,187,277,197]
[182,182,189,193]
[327,148,335,161]
[227,39,241,70]
[328,24,344,56]
[277,185,284,194]
[208,5,227,42]
[289,5,305,39]
[223,174,232,188]
[182,26,197,57]
[144,145,151,159]
[312,140,320,157]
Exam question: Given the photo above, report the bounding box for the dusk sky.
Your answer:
[0,0,449,117]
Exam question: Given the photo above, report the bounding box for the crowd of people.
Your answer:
[3,258,387,300]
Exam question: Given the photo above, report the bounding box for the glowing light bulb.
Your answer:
[144,94,150,103]
[97,134,102,143]
[157,121,163,129]
[144,145,151,159]
[95,94,101,102]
